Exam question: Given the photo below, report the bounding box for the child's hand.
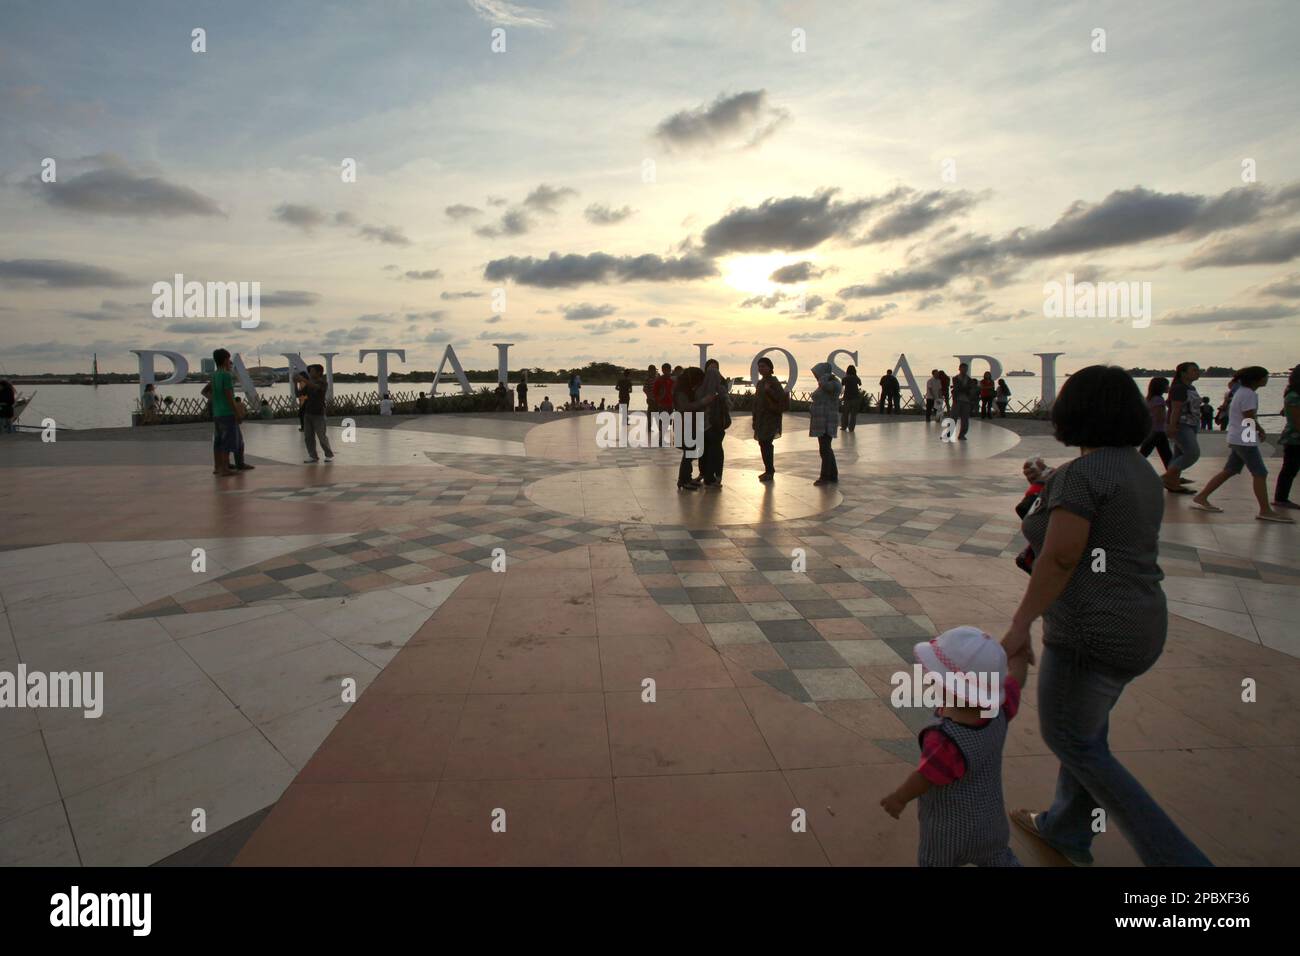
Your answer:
[880,792,906,819]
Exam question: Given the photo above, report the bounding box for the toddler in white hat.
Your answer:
[881,625,1030,866]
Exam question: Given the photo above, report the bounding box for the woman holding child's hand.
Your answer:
[1003,366,1211,868]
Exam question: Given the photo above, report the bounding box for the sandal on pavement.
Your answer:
[1257,512,1296,523]
[1190,500,1223,513]
[1009,809,1093,867]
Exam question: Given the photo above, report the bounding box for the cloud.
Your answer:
[840,181,1300,298]
[65,299,150,321]
[475,329,532,341]
[466,0,552,29]
[405,310,446,322]
[789,331,841,342]
[654,90,790,153]
[700,189,885,256]
[38,156,222,218]
[1258,272,1300,298]
[769,261,826,283]
[475,208,533,239]
[259,290,320,308]
[1160,304,1295,326]
[646,317,669,327]
[272,203,328,231]
[915,293,944,310]
[864,189,981,243]
[403,269,443,280]
[823,302,847,320]
[1184,226,1300,268]
[445,204,482,220]
[484,252,717,287]
[844,303,898,323]
[164,320,268,334]
[583,319,638,335]
[0,258,132,288]
[486,195,508,206]
[440,290,485,300]
[584,202,635,225]
[523,184,577,213]
[740,291,789,309]
[358,224,412,246]
[561,302,617,321]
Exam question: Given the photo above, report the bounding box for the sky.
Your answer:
[1,0,1299,377]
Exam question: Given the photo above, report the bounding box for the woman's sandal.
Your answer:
[1257,512,1296,523]
[1190,500,1223,513]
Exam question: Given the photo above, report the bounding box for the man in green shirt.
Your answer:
[209,349,241,477]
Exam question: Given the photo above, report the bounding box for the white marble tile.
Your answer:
[210,639,379,726]
[157,603,282,640]
[1253,617,1300,659]
[1161,576,1247,613]
[259,697,351,770]
[12,617,172,669]
[42,678,251,797]
[64,728,295,866]
[291,589,431,641]
[0,731,60,824]
[0,802,80,866]
[1168,601,1260,644]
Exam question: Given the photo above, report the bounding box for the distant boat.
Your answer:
[1006,369,1036,377]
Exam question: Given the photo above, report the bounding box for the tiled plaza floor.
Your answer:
[1,413,1297,866]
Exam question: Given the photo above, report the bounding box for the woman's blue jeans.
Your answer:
[1167,423,1201,473]
[1035,644,1212,866]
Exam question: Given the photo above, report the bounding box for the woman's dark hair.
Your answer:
[213,348,230,365]
[1174,361,1198,382]
[756,357,774,373]
[1288,364,1300,394]
[846,365,857,375]
[1235,365,1269,389]
[1051,365,1150,448]
[1146,376,1169,399]
[680,366,704,392]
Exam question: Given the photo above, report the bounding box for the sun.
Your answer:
[721,254,810,296]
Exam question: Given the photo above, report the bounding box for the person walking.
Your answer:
[568,372,582,409]
[700,359,731,487]
[301,364,335,463]
[937,368,951,414]
[0,379,15,433]
[516,371,528,411]
[952,363,976,440]
[673,367,715,491]
[925,370,943,424]
[995,378,1011,417]
[1272,365,1300,510]
[1004,364,1212,867]
[753,356,784,482]
[616,369,633,410]
[209,349,242,477]
[294,371,310,432]
[841,365,862,433]
[979,372,996,419]
[1191,366,1293,522]
[1161,361,1202,494]
[653,362,675,444]
[810,362,841,486]
[1138,377,1173,468]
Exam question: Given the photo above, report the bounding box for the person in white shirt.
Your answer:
[379,393,394,416]
[539,396,554,412]
[1191,366,1293,522]
[925,371,944,424]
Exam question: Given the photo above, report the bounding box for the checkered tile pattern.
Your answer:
[118,507,618,618]
[627,524,935,708]
[229,479,531,507]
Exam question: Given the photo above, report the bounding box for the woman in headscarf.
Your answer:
[752,356,784,482]
[673,366,716,491]
[810,362,841,486]
[700,359,731,487]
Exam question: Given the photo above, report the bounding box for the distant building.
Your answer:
[200,358,216,374]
